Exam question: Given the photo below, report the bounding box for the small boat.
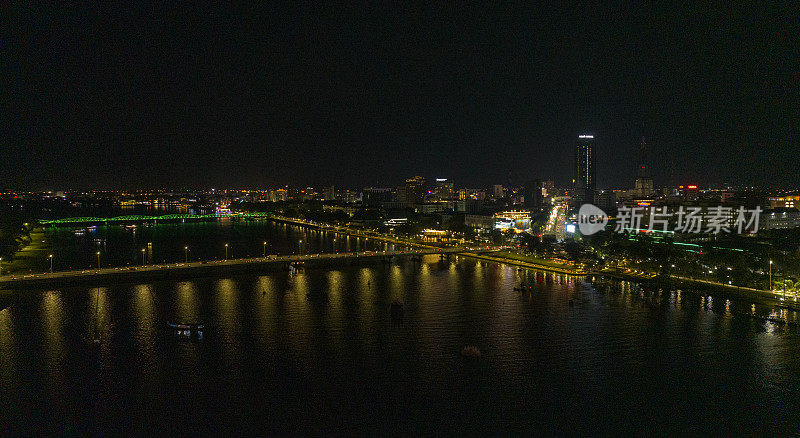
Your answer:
[461,345,481,358]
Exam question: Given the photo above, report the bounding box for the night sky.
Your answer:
[3,3,796,190]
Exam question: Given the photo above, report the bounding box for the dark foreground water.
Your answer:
[2,256,800,435]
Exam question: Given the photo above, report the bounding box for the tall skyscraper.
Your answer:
[633,136,654,198]
[434,178,454,200]
[402,176,426,205]
[524,179,543,210]
[574,134,596,205]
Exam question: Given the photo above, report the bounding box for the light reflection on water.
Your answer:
[2,256,800,434]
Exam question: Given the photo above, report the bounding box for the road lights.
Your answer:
[770,260,773,291]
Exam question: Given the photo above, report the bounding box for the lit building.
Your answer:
[632,136,654,198]
[574,134,595,205]
[465,214,495,230]
[493,184,505,199]
[323,186,335,201]
[760,209,800,230]
[542,179,554,196]
[434,178,454,200]
[401,176,426,205]
[495,210,531,230]
[769,195,800,210]
[595,190,617,213]
[363,187,393,206]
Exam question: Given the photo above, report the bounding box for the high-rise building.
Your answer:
[595,190,617,214]
[574,134,596,205]
[633,136,654,198]
[323,186,335,201]
[362,187,393,206]
[434,178,454,200]
[542,179,554,197]
[524,179,543,209]
[493,184,504,199]
[402,176,426,205]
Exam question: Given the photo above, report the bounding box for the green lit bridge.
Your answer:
[39,212,274,226]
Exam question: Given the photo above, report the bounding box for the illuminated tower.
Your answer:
[633,136,654,198]
[638,135,648,179]
[574,134,595,205]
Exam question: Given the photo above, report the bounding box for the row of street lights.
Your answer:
[18,236,375,274]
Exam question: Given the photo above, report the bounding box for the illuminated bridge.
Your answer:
[0,247,474,288]
[39,212,274,226]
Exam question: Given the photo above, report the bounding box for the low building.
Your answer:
[495,210,531,230]
[465,214,495,230]
[768,195,800,210]
[760,209,800,230]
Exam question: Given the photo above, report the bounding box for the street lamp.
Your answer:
[770,260,773,291]
[141,248,146,266]
[96,251,101,269]
[184,246,189,263]
[263,241,267,258]
[299,239,302,255]
[225,243,229,260]
[49,254,53,273]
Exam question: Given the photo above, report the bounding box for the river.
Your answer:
[2,249,800,434]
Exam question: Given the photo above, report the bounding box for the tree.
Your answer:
[0,213,28,261]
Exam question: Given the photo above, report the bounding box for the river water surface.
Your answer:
[2,253,800,434]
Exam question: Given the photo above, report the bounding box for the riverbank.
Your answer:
[594,268,800,310]
[458,251,800,310]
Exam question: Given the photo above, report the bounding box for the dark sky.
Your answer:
[2,3,796,190]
